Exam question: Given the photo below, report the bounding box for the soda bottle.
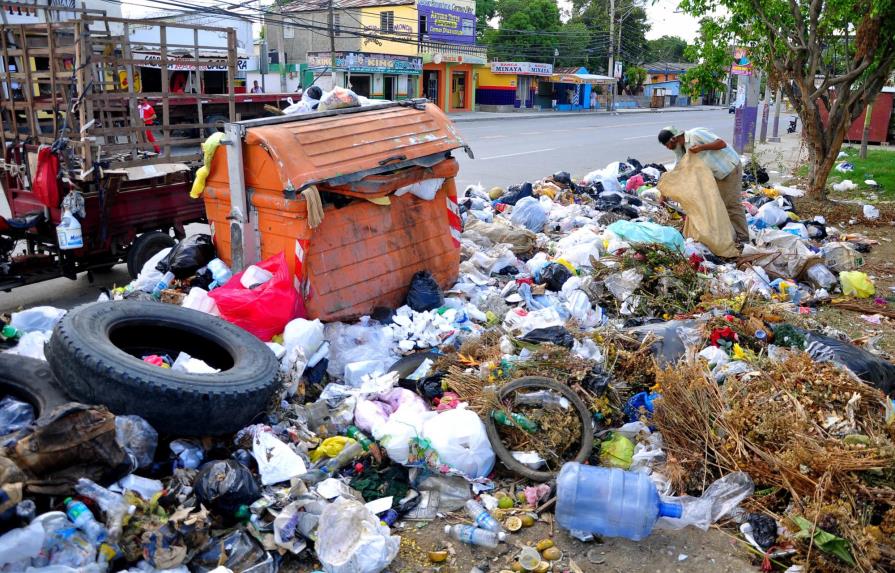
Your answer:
[151,271,175,300]
[443,524,506,548]
[64,497,108,543]
[464,499,504,533]
[491,409,539,433]
[346,426,373,451]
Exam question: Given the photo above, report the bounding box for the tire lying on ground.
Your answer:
[45,301,280,436]
[0,354,69,417]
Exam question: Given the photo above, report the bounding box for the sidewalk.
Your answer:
[750,130,808,179]
[448,105,726,123]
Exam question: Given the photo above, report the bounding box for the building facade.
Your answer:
[265,0,485,111]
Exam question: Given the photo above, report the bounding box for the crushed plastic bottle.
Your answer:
[556,463,682,541]
[75,478,135,541]
[64,498,108,543]
[464,499,504,533]
[514,390,570,409]
[443,524,506,548]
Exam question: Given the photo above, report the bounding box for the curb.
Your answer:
[449,106,727,123]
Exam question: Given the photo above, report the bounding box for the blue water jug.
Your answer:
[556,463,682,541]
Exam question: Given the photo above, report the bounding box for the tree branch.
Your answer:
[787,0,809,49]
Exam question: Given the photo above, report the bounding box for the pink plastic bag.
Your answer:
[208,252,300,341]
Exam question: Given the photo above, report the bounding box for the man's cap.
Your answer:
[661,126,683,137]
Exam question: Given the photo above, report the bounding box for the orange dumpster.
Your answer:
[201,100,469,322]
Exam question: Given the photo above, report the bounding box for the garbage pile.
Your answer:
[0,153,894,573]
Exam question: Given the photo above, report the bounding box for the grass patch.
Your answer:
[798,146,895,201]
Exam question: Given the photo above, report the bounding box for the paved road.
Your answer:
[0,108,735,313]
[453,108,735,190]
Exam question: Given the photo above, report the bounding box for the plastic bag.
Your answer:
[316,497,400,573]
[191,530,271,573]
[600,432,634,469]
[822,242,864,272]
[10,306,66,333]
[421,407,495,478]
[519,326,575,348]
[249,425,308,485]
[803,263,837,289]
[756,203,788,227]
[115,415,158,469]
[496,182,533,206]
[317,87,361,112]
[194,460,261,517]
[863,204,880,220]
[805,332,895,395]
[606,220,685,253]
[604,269,643,302]
[536,263,572,292]
[209,252,299,341]
[5,331,52,360]
[509,196,547,233]
[156,234,215,279]
[657,471,753,531]
[325,320,394,382]
[0,396,34,436]
[405,271,444,312]
[170,439,204,469]
[133,247,171,292]
[839,271,875,298]
[394,178,444,201]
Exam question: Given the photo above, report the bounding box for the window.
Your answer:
[461,18,473,36]
[418,14,428,35]
[284,25,294,39]
[380,11,394,33]
[328,11,341,36]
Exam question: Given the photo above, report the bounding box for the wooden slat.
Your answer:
[227,28,236,122]
[160,25,170,157]
[17,25,38,137]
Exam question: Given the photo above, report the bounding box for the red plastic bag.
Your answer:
[208,252,300,341]
[32,146,61,209]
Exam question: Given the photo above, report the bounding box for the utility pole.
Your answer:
[328,0,337,85]
[769,87,782,141]
[759,78,770,143]
[607,0,615,111]
[277,15,287,92]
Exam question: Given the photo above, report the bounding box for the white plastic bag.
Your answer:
[250,426,308,485]
[315,498,400,573]
[283,318,325,361]
[509,196,548,233]
[422,408,495,478]
[134,247,172,292]
[394,178,444,201]
[657,472,754,531]
[325,320,393,383]
[0,520,44,565]
[604,269,643,302]
[4,331,52,360]
[863,204,880,220]
[756,202,788,227]
[10,306,66,333]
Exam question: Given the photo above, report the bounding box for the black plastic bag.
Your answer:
[194,460,260,517]
[519,326,575,348]
[805,332,895,396]
[406,271,444,312]
[552,172,572,186]
[156,234,215,279]
[803,221,828,240]
[538,263,572,292]
[497,182,533,206]
[748,513,778,550]
[191,529,268,573]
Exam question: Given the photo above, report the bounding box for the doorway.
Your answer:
[451,71,466,110]
[383,76,395,100]
[350,75,371,97]
[423,70,440,106]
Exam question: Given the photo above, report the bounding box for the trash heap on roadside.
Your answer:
[0,154,894,573]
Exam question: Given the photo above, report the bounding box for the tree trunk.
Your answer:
[860,102,874,159]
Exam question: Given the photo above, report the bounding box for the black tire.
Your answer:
[0,354,69,417]
[485,376,595,482]
[127,231,176,279]
[204,115,229,138]
[45,301,280,436]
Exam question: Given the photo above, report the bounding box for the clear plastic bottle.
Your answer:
[555,463,682,541]
[75,478,134,541]
[207,258,233,289]
[151,271,175,300]
[443,524,506,548]
[464,499,504,533]
[320,440,365,472]
[64,498,108,543]
[514,390,570,409]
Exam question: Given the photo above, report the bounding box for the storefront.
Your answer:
[476,62,553,111]
[306,51,422,100]
[543,70,617,111]
[420,53,486,112]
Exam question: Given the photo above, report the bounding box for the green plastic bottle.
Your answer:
[491,410,538,433]
[346,426,373,451]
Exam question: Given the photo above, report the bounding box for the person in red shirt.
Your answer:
[137,98,160,154]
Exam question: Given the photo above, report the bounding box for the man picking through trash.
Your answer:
[657,126,748,244]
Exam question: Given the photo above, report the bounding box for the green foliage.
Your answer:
[567,0,650,72]
[625,65,647,93]
[645,36,692,63]
[679,19,730,97]
[488,0,563,62]
[476,0,497,39]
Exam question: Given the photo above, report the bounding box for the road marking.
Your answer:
[622,134,656,140]
[520,131,543,135]
[478,148,557,160]
[481,135,508,139]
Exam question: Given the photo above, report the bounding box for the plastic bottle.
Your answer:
[346,426,373,451]
[56,209,83,250]
[555,463,682,541]
[75,478,134,541]
[207,258,233,289]
[464,499,504,533]
[491,410,539,433]
[16,499,36,524]
[64,498,108,543]
[443,524,506,548]
[514,390,570,409]
[0,324,20,342]
[151,271,175,300]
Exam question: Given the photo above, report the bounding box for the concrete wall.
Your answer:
[266,9,362,69]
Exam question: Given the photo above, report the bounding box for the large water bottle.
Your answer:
[555,463,682,541]
[443,524,506,548]
[464,499,504,533]
[64,498,108,543]
[207,258,233,289]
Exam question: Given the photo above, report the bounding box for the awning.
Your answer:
[548,73,616,84]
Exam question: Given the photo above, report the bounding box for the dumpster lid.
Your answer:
[239,100,469,192]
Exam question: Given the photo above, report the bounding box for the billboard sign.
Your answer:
[490,62,553,76]
[731,47,753,75]
[418,0,476,45]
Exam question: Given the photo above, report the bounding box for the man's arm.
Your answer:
[689,138,727,154]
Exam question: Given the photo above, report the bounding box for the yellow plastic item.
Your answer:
[366,196,391,206]
[309,436,356,462]
[786,211,799,221]
[189,131,225,199]
[553,258,578,275]
[840,271,875,298]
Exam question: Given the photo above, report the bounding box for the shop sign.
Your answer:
[490,62,553,76]
[307,52,423,75]
[135,52,249,71]
[418,0,475,45]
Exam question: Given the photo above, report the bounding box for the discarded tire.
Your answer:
[45,301,280,436]
[485,376,594,482]
[0,354,68,417]
[127,231,176,279]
